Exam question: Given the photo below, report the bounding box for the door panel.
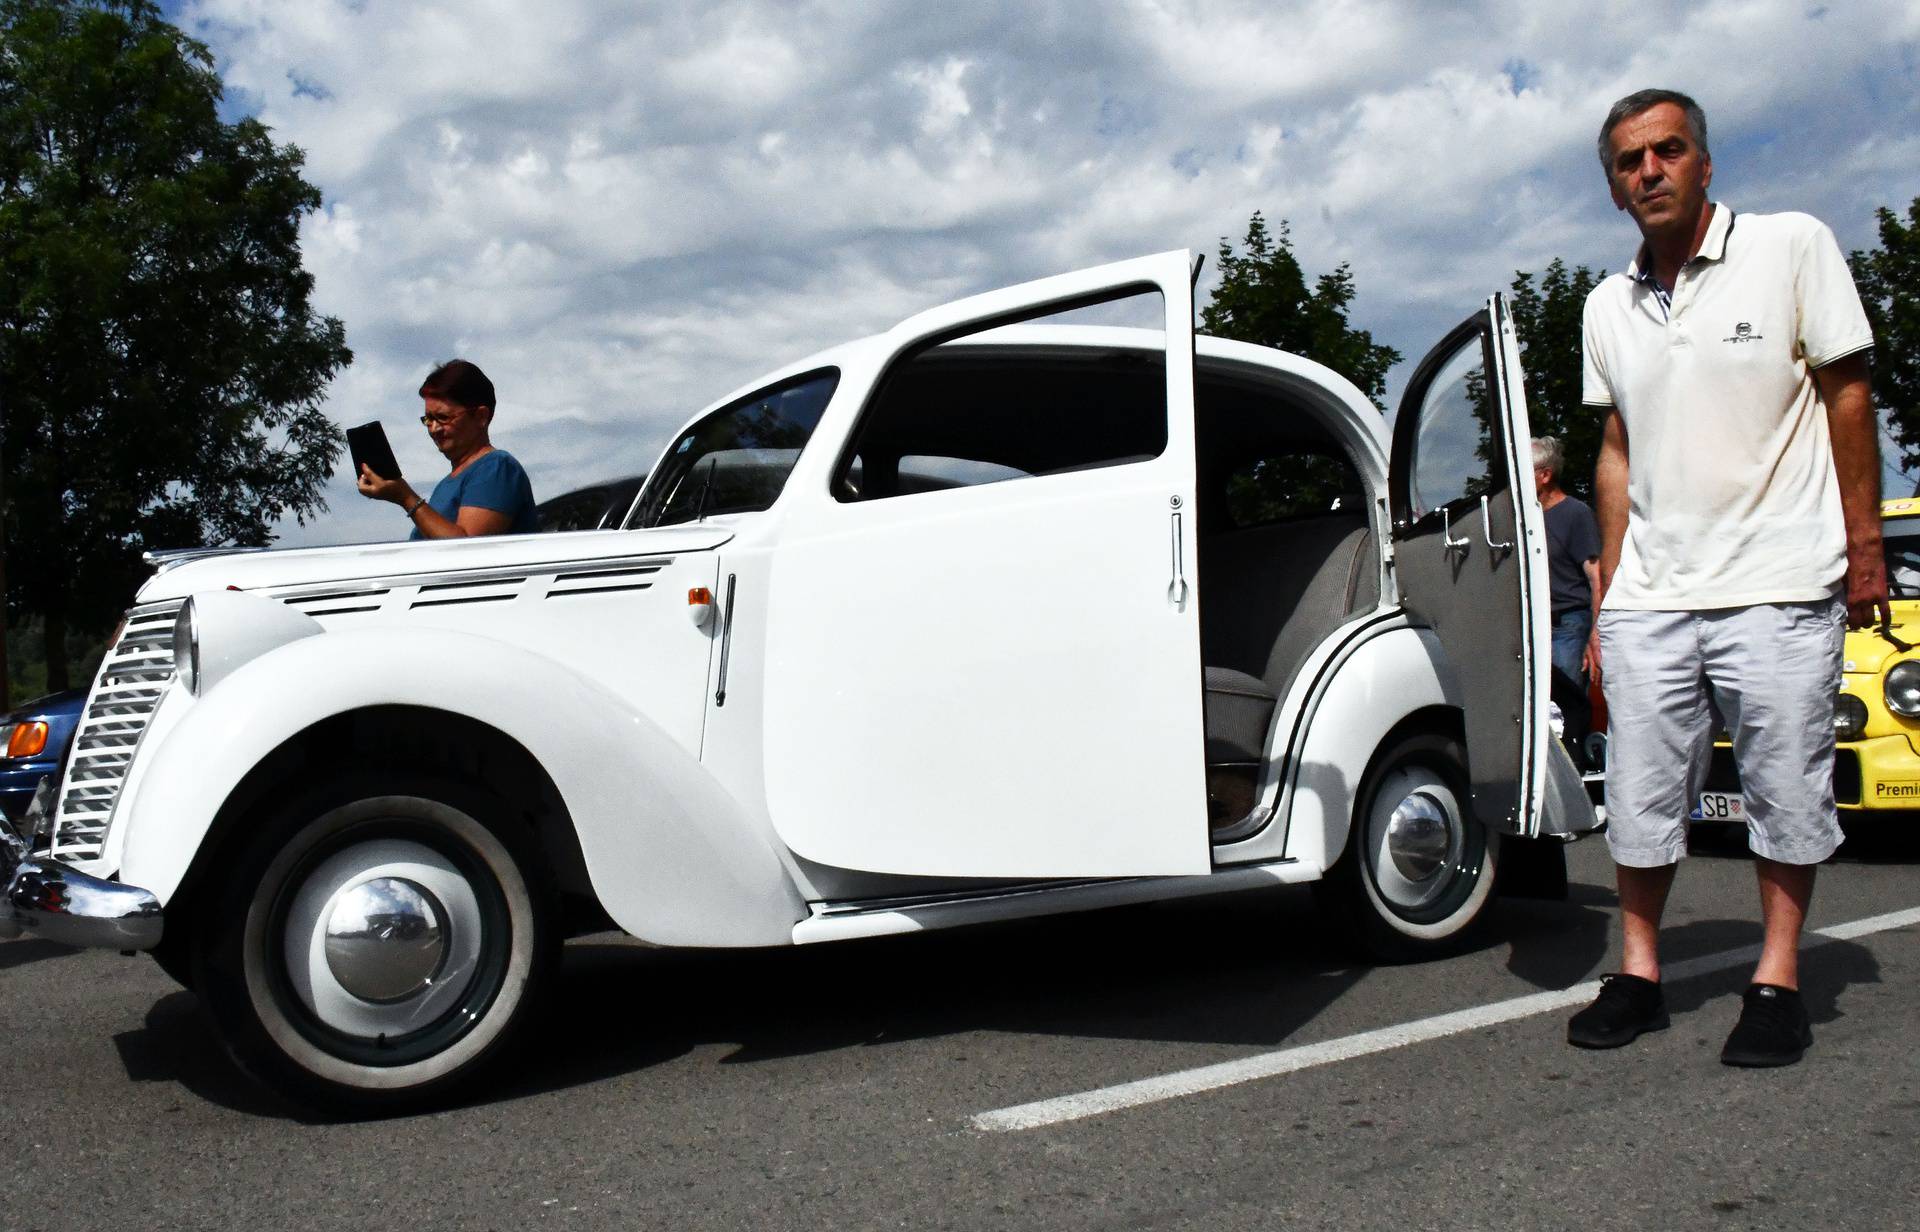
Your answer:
[761,251,1210,878]
[1388,296,1556,837]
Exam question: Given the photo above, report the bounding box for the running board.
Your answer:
[791,859,1313,945]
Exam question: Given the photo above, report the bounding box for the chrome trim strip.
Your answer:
[714,573,737,706]
[261,553,679,600]
[812,876,1124,917]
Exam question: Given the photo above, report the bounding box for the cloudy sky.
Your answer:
[167,0,1920,546]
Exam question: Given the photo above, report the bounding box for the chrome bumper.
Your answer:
[1,781,163,951]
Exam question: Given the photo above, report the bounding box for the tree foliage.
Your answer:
[1850,197,1920,475]
[1201,212,1399,525]
[1200,212,1401,410]
[1507,258,1604,503]
[0,0,349,689]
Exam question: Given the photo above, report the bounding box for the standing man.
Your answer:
[1569,89,1884,1066]
[1534,436,1603,689]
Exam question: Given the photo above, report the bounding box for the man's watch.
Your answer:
[404,495,427,517]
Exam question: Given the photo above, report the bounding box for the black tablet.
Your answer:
[346,421,401,481]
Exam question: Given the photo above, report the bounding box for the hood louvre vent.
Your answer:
[546,562,667,598]
[411,576,528,610]
[283,587,391,618]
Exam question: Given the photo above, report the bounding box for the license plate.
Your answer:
[1690,792,1743,821]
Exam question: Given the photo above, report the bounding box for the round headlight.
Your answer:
[1834,691,1869,741]
[172,598,200,694]
[1885,661,1920,718]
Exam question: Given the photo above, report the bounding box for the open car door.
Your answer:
[1389,295,1568,838]
[762,251,1210,878]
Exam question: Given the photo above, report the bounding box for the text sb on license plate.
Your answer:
[1690,792,1744,821]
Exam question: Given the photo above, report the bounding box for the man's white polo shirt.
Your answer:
[1582,202,1874,611]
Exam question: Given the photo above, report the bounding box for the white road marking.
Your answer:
[971,904,1920,1133]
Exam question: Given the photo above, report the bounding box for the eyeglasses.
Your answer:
[420,410,464,427]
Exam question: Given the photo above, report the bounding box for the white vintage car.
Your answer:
[2,251,1597,1110]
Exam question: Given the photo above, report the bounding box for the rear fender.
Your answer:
[119,627,803,946]
[1282,626,1460,872]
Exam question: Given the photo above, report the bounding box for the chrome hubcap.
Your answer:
[323,877,449,1004]
[1385,792,1452,882]
[1366,768,1467,913]
[279,838,487,1041]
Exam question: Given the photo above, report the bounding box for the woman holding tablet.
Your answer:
[356,359,537,539]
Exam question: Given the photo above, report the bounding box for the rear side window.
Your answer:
[835,349,1167,502]
[631,370,839,528]
[1222,451,1364,529]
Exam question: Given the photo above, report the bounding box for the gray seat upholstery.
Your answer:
[1199,514,1377,800]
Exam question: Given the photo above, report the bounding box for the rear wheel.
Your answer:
[192,779,557,1112]
[1319,732,1499,961]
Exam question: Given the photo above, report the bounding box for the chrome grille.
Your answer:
[49,600,184,863]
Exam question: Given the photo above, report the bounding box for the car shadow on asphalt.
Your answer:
[0,938,79,970]
[479,880,1622,1110]
[105,841,1897,1123]
[113,992,297,1119]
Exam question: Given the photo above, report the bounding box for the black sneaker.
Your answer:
[1721,983,1813,1067]
[1567,973,1669,1048]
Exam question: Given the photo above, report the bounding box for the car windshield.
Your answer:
[630,370,838,528]
[1886,517,1920,598]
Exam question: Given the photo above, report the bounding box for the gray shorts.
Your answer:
[1598,597,1846,868]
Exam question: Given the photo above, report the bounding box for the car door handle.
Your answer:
[1480,495,1513,552]
[1167,510,1189,610]
[1441,506,1469,556]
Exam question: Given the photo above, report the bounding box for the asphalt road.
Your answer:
[5,826,1918,1231]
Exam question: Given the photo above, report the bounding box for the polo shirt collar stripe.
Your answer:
[1627,201,1736,283]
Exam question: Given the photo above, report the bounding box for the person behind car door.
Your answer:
[1534,435,1602,689]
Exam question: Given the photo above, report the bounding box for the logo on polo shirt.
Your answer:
[1724,321,1765,343]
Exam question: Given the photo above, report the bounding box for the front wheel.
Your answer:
[1317,732,1500,962]
[192,780,557,1113]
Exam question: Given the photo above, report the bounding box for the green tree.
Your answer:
[1507,259,1604,503]
[1201,212,1400,522]
[1850,198,1920,476]
[1201,212,1400,408]
[0,0,349,696]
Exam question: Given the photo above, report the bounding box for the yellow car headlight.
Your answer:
[1835,692,1869,740]
[1884,661,1920,718]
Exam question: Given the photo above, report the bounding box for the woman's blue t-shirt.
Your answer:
[411,450,538,539]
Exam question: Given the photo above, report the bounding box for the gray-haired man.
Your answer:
[1568,89,1884,1066]
[1532,436,1601,689]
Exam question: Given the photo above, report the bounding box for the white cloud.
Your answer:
[172,0,1920,545]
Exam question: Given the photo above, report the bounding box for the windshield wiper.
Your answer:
[693,455,720,523]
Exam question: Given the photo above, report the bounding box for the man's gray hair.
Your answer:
[1597,88,1709,169]
[1532,436,1564,476]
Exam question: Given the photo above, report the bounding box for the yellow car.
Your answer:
[1693,498,1920,822]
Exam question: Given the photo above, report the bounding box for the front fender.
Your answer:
[119,627,805,947]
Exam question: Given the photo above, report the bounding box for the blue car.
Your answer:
[0,689,85,825]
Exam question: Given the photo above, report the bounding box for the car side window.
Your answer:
[1223,450,1364,528]
[632,370,839,528]
[834,347,1168,503]
[1408,338,1496,519]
